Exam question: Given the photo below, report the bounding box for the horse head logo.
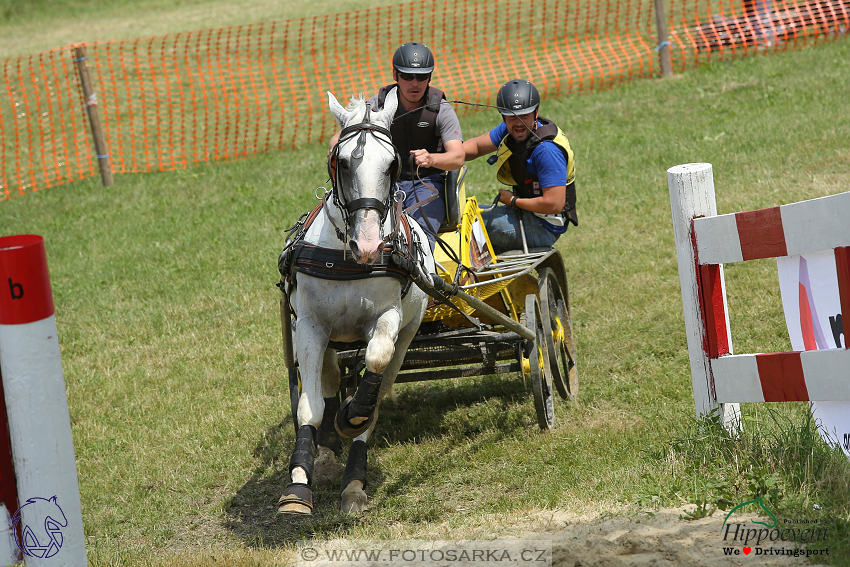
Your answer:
[11,496,68,558]
[720,497,777,535]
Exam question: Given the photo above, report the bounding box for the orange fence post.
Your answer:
[654,0,673,77]
[73,45,113,187]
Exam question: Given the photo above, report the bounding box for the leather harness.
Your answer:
[278,200,420,302]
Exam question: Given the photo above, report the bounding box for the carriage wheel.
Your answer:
[538,267,578,400]
[524,294,555,431]
[289,367,301,431]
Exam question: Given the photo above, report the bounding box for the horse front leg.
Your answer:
[314,348,345,484]
[339,312,421,513]
[278,320,330,515]
[335,309,401,439]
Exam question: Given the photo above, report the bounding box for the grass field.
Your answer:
[1,2,850,565]
[0,0,416,59]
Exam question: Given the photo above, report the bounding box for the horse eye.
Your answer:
[338,158,349,170]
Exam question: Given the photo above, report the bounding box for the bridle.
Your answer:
[326,104,402,244]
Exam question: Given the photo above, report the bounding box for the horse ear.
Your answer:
[328,91,348,127]
[376,87,398,129]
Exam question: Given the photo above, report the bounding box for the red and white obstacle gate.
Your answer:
[0,235,87,565]
[668,163,850,430]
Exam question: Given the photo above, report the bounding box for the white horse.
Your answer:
[279,88,435,515]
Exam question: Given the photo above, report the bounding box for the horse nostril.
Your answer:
[349,241,361,258]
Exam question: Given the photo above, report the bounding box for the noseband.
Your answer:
[327,106,402,236]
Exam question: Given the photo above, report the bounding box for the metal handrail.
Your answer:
[457,248,555,290]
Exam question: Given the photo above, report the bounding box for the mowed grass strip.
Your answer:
[0,0,412,59]
[1,35,849,566]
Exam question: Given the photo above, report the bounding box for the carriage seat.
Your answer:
[438,165,468,233]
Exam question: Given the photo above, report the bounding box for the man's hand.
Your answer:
[410,140,464,172]
[410,149,435,169]
[498,188,514,205]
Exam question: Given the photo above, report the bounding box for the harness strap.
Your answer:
[384,194,404,245]
[292,242,406,280]
[345,197,387,218]
[279,201,326,279]
[322,192,348,243]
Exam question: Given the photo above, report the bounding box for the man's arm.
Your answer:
[410,139,464,171]
[495,141,568,214]
[500,185,566,214]
[462,132,498,160]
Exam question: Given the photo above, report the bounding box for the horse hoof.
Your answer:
[314,446,344,485]
[335,396,373,439]
[340,482,368,514]
[278,483,313,515]
[279,501,312,515]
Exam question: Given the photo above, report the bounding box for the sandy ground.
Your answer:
[539,506,815,566]
[278,506,821,567]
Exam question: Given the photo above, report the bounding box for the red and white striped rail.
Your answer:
[668,164,850,423]
[0,234,87,565]
[693,191,850,264]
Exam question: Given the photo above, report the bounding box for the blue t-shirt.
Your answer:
[488,122,568,189]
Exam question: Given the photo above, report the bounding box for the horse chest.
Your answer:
[292,277,405,339]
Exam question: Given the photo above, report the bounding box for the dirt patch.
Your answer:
[267,506,818,566]
[539,506,812,566]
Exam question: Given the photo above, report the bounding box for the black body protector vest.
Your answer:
[377,84,447,180]
[496,117,578,226]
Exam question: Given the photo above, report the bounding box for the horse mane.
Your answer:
[343,96,369,125]
[345,95,367,112]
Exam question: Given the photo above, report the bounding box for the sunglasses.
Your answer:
[397,71,431,82]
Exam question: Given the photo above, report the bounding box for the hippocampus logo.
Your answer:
[11,496,68,558]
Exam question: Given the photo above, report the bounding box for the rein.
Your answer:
[402,154,441,236]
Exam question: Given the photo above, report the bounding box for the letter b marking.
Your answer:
[8,279,23,300]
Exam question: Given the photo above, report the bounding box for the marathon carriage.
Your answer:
[279,165,577,433]
[275,90,576,514]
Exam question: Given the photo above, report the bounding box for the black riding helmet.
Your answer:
[392,42,435,74]
[496,79,540,116]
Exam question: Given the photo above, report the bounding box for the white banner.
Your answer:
[777,251,850,458]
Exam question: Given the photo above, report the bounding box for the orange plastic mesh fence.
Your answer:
[1,0,847,200]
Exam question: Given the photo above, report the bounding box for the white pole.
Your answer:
[0,234,87,565]
[667,164,741,432]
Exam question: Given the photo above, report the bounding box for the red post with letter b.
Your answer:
[0,234,87,565]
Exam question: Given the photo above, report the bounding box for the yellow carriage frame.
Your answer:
[400,166,577,430]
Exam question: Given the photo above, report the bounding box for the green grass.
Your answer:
[1,29,849,567]
[0,0,412,59]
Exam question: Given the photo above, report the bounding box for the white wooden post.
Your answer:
[667,163,741,431]
[0,235,87,565]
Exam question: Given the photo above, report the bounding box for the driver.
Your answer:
[330,42,464,248]
[462,79,577,254]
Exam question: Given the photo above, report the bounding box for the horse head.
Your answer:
[327,88,400,264]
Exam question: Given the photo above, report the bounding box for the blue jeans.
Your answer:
[480,206,562,254]
[398,175,445,248]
